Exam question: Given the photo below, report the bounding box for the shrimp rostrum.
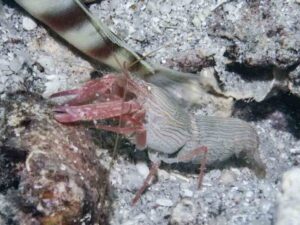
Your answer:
[51,74,265,204]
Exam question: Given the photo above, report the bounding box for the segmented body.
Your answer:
[137,82,263,173]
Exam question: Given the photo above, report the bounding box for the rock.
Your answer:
[155,198,174,207]
[0,94,110,225]
[135,161,149,178]
[276,167,300,225]
[157,168,170,180]
[219,169,236,185]
[288,65,300,97]
[290,147,300,155]
[22,16,37,31]
[170,199,196,225]
[122,213,147,225]
[207,0,300,102]
[181,188,193,198]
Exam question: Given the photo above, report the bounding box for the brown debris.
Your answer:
[0,93,110,225]
[165,50,215,73]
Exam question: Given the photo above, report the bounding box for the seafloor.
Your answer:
[0,0,300,225]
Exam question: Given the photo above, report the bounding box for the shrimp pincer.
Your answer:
[51,74,265,204]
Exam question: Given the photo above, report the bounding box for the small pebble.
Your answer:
[219,170,236,185]
[181,188,193,198]
[155,198,173,207]
[22,16,37,31]
[290,147,300,154]
[157,169,170,180]
[170,199,195,225]
[135,162,149,179]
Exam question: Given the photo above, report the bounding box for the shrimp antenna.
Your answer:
[128,42,172,69]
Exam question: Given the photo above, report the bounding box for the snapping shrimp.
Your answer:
[51,73,265,204]
[15,0,266,204]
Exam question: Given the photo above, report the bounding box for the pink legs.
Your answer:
[197,147,208,189]
[178,146,208,188]
[131,146,208,205]
[131,161,161,206]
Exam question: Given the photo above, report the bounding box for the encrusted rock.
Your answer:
[0,93,110,225]
[276,167,300,225]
